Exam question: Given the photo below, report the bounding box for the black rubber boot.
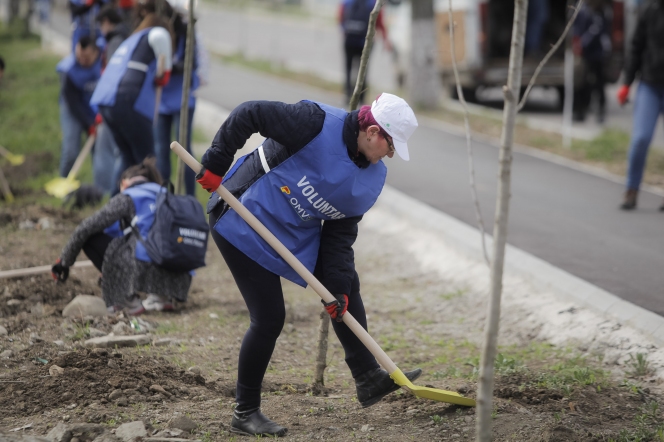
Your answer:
[355,367,422,408]
[230,408,287,437]
[621,188,638,210]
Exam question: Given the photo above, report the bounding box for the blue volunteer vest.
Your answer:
[103,182,166,263]
[214,102,387,287]
[56,54,102,113]
[160,36,198,114]
[90,28,158,120]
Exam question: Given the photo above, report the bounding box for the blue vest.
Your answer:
[90,28,158,120]
[214,102,387,286]
[103,182,166,263]
[56,54,102,113]
[160,36,199,114]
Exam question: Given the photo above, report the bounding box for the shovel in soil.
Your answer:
[170,142,476,407]
[44,134,96,198]
[0,145,25,166]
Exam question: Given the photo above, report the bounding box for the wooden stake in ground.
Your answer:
[475,0,527,440]
[312,0,385,392]
[175,0,197,195]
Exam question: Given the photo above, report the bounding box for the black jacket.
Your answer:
[623,0,664,87]
[202,100,371,296]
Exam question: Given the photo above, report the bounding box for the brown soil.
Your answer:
[1,205,663,441]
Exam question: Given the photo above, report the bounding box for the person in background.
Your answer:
[154,4,200,195]
[91,4,129,195]
[36,0,52,23]
[68,0,110,51]
[56,36,101,178]
[339,0,389,106]
[617,0,664,211]
[90,0,172,195]
[196,93,421,437]
[51,157,192,314]
[573,0,612,123]
[118,0,135,24]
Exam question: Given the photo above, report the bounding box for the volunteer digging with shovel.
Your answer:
[195,94,422,437]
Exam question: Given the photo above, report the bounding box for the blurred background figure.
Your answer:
[573,0,613,123]
[68,0,110,51]
[56,35,101,177]
[36,0,52,23]
[339,0,389,106]
[525,0,550,57]
[154,1,201,195]
[617,0,664,211]
[118,0,135,23]
[90,0,173,195]
[0,56,4,83]
[92,4,129,195]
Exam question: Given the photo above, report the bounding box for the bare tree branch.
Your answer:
[517,0,584,112]
[349,0,384,110]
[447,0,490,267]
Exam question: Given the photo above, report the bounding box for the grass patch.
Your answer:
[0,23,95,204]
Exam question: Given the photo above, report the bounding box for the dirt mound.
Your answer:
[0,348,214,419]
[1,274,100,319]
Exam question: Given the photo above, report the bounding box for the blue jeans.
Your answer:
[626,82,664,190]
[93,122,120,195]
[525,0,550,55]
[154,108,196,196]
[59,98,86,177]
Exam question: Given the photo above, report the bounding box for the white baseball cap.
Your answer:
[371,93,418,161]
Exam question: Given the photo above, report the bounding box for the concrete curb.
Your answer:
[377,185,664,346]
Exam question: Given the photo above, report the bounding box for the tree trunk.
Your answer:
[175,0,197,194]
[408,0,441,109]
[475,1,527,441]
[312,308,330,391]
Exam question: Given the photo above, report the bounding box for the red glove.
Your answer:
[95,113,103,126]
[154,70,171,87]
[195,167,223,192]
[617,85,630,106]
[322,294,348,322]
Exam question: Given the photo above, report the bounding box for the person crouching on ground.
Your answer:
[51,157,191,314]
[196,93,421,437]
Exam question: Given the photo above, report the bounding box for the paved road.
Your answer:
[47,5,664,315]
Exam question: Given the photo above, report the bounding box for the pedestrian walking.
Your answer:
[68,0,109,52]
[196,93,421,437]
[154,5,200,195]
[90,0,172,195]
[56,35,101,178]
[617,0,664,210]
[525,0,550,57]
[51,157,193,314]
[339,0,389,106]
[573,0,613,123]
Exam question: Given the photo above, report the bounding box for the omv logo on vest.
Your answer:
[281,176,347,222]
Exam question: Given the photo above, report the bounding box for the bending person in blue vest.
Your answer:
[196,93,420,437]
[154,6,200,196]
[90,0,173,195]
[57,35,101,178]
[51,157,192,315]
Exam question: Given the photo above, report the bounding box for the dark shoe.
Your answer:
[660,198,664,212]
[620,188,638,210]
[355,367,422,408]
[230,409,287,437]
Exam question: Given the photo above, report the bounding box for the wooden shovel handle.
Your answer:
[66,134,96,180]
[170,141,398,373]
[0,260,94,279]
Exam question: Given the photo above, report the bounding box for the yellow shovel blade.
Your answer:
[7,154,25,166]
[44,176,80,199]
[391,369,476,407]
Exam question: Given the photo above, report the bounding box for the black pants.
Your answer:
[344,42,370,105]
[574,59,606,121]
[209,205,379,410]
[99,97,154,195]
[82,232,113,272]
